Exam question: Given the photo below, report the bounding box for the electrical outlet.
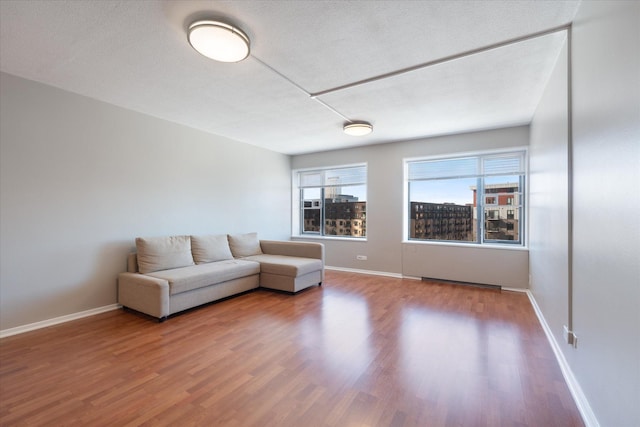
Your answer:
[563,325,574,345]
[356,255,367,261]
[563,325,578,347]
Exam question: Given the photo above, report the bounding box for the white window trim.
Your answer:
[292,163,368,240]
[403,147,528,248]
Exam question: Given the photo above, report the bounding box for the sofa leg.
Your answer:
[319,282,322,287]
[158,316,167,323]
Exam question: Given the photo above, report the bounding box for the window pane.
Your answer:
[483,206,520,241]
[482,154,525,176]
[298,166,367,238]
[303,187,321,200]
[299,172,323,188]
[484,175,522,205]
[301,166,367,188]
[483,175,521,242]
[408,178,476,241]
[408,157,478,180]
[302,188,321,233]
[303,209,321,232]
[324,184,366,237]
[406,151,526,246]
[323,166,367,186]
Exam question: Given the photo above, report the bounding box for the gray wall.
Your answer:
[571,1,640,425]
[0,72,291,331]
[529,39,570,357]
[292,126,530,288]
[530,1,640,425]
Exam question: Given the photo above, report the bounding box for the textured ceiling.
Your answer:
[0,1,580,155]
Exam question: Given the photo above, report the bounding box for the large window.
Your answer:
[297,165,367,238]
[406,150,526,245]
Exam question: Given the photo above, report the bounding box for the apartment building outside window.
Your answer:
[296,164,367,238]
[405,150,526,245]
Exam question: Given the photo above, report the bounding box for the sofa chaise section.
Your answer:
[246,240,324,293]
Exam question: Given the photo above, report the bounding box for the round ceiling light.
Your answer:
[188,20,250,62]
[343,121,373,136]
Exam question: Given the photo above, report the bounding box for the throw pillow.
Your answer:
[136,235,195,274]
[227,232,263,258]
[191,234,234,264]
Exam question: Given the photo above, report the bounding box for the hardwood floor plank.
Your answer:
[0,271,584,426]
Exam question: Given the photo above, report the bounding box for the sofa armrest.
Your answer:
[118,272,170,319]
[260,240,324,262]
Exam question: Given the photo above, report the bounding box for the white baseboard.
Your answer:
[0,304,121,339]
[325,265,404,279]
[526,290,600,427]
[502,286,528,293]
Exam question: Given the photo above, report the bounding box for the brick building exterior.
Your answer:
[472,182,520,241]
[303,195,366,237]
[409,202,474,241]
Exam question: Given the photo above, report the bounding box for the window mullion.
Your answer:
[320,187,325,236]
[477,176,483,244]
[520,174,525,245]
[300,188,304,234]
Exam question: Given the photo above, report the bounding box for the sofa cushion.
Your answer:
[228,232,263,258]
[244,254,323,278]
[147,259,260,295]
[136,235,194,274]
[191,234,234,264]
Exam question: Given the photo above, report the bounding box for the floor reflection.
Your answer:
[318,290,373,377]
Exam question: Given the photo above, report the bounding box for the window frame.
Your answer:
[404,148,527,247]
[292,163,368,240]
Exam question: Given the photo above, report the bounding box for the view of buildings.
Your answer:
[410,202,474,241]
[304,181,519,241]
[409,182,520,242]
[474,182,521,241]
[303,195,367,237]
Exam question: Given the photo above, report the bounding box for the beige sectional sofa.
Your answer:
[118,233,324,321]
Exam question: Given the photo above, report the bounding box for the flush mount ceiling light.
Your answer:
[343,121,373,136]
[188,20,250,62]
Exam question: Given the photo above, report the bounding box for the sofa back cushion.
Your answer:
[228,232,263,258]
[191,234,234,264]
[136,235,195,274]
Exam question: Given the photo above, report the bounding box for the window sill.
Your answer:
[402,239,528,251]
[292,235,367,243]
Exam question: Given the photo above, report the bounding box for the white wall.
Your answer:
[529,39,570,352]
[570,1,640,425]
[0,72,291,331]
[292,126,530,288]
[530,1,640,425]
[402,244,528,287]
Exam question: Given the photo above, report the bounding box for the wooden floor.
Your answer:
[0,271,583,427]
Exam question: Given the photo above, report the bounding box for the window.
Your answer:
[406,150,526,245]
[296,165,367,238]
